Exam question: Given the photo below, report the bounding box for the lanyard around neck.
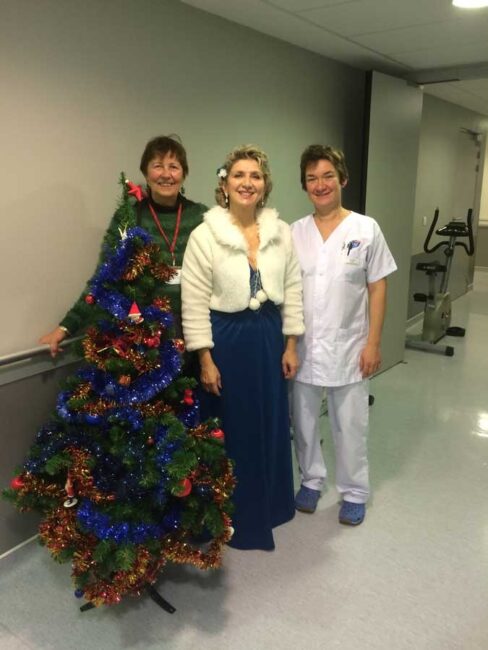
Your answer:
[147,201,183,266]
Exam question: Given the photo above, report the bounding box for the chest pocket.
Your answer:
[336,248,366,283]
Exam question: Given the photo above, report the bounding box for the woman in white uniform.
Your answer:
[291,144,397,525]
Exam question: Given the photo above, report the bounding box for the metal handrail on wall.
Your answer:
[0,337,82,368]
[0,337,82,386]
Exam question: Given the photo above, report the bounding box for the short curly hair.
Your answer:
[215,144,273,208]
[300,144,349,189]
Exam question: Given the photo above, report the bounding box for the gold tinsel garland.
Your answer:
[16,449,115,506]
[151,264,178,283]
[119,242,177,284]
[81,547,167,606]
[38,503,234,606]
[14,474,64,508]
[121,245,155,281]
[66,381,176,419]
[152,296,171,311]
[67,448,116,503]
[82,327,161,374]
[29,437,235,607]
[138,401,174,417]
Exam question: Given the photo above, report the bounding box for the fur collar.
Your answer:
[203,205,281,251]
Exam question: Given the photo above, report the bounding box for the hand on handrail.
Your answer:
[39,326,67,358]
[0,335,82,368]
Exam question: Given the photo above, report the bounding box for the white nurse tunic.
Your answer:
[291,211,397,387]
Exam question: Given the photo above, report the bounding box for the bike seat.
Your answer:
[436,221,470,237]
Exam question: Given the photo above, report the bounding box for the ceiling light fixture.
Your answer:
[452,0,488,8]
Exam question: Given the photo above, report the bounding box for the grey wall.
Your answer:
[412,95,486,256]
[477,228,488,268]
[363,72,423,370]
[1,0,366,551]
[0,364,77,555]
[408,95,488,319]
[0,0,365,358]
[475,136,488,269]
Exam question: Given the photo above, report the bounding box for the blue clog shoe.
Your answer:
[295,486,321,513]
[339,501,365,526]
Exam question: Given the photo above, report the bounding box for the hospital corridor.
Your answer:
[1,271,487,650]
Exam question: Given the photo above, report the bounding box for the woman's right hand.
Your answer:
[198,349,222,396]
[39,327,67,358]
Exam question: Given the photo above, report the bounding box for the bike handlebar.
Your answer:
[423,208,475,256]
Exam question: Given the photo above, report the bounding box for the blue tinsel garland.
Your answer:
[76,498,181,543]
[88,226,174,329]
[25,224,194,539]
[56,341,181,424]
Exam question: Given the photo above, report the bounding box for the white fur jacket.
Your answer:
[181,205,305,352]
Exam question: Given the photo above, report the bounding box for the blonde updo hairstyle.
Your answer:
[215,144,273,208]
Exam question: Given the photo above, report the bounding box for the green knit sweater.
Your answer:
[60,195,206,335]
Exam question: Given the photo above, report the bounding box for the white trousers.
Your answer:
[292,379,370,504]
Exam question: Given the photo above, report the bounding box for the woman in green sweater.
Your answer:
[39,135,206,355]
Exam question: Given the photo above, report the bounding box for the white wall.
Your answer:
[412,95,487,256]
[0,0,366,356]
[407,95,488,318]
[476,135,488,268]
[364,72,423,369]
[477,228,488,268]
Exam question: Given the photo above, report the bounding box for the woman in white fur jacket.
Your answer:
[181,145,304,551]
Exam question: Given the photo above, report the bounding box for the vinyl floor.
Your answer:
[1,271,487,650]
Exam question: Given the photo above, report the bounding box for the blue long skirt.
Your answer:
[199,302,295,550]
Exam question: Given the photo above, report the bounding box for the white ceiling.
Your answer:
[181,0,488,116]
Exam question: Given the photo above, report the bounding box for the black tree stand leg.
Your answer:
[80,602,96,612]
[146,585,176,613]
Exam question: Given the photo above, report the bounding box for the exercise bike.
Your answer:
[405,208,474,356]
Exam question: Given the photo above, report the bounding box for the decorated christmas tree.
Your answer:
[3,176,235,609]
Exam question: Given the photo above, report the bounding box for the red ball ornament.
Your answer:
[145,336,160,348]
[173,478,192,497]
[174,338,185,353]
[146,437,155,446]
[10,476,25,490]
[85,294,95,305]
[184,389,193,396]
[183,396,194,406]
[211,428,225,440]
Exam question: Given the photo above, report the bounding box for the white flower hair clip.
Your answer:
[217,167,227,179]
